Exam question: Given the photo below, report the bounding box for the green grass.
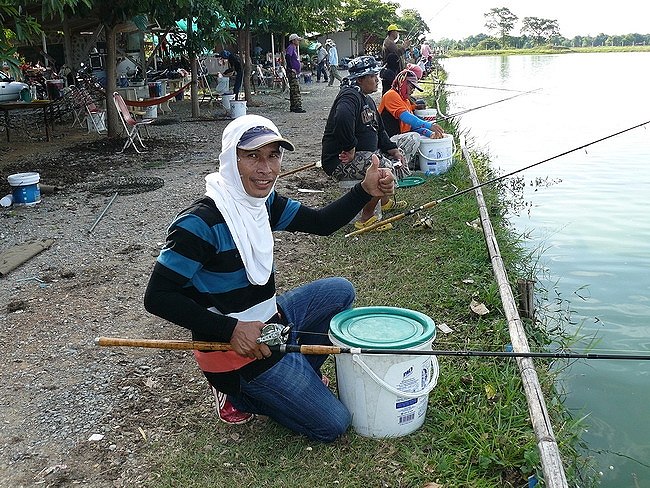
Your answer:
[143,156,593,488]
[142,75,596,488]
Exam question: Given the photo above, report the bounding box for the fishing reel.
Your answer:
[256,323,291,346]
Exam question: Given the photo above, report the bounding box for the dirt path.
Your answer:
[0,79,346,487]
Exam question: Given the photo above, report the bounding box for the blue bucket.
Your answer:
[8,172,41,206]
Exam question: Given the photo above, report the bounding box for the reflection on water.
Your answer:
[442,52,650,487]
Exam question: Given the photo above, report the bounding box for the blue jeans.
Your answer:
[229,277,354,442]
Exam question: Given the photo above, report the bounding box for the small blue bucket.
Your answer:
[7,172,41,206]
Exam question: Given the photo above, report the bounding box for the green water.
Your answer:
[441,52,650,487]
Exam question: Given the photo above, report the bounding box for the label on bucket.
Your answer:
[419,134,453,175]
[388,357,432,425]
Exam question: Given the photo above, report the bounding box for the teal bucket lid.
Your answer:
[330,306,436,349]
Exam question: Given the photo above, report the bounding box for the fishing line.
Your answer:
[436,88,542,121]
[420,81,531,93]
[345,119,650,237]
[295,331,650,358]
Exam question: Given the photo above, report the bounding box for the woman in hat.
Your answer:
[378,69,444,169]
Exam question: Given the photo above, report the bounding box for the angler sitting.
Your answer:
[378,69,444,170]
[321,56,416,231]
[144,114,396,442]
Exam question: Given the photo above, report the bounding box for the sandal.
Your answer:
[381,198,408,212]
[354,215,393,231]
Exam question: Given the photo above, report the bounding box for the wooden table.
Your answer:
[0,100,52,142]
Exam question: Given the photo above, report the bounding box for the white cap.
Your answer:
[289,34,301,41]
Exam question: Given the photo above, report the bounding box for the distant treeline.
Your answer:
[435,32,650,51]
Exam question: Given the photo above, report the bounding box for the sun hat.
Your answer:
[387,24,406,33]
[347,56,382,79]
[289,34,301,42]
[237,125,295,151]
[406,63,423,79]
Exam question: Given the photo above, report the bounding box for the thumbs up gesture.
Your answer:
[361,154,395,197]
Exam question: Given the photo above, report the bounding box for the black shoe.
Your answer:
[290,108,306,113]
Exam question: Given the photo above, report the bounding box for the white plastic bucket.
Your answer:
[414,108,437,122]
[221,93,235,112]
[215,76,230,94]
[419,134,454,175]
[145,104,158,119]
[329,307,439,438]
[8,172,41,206]
[231,100,247,118]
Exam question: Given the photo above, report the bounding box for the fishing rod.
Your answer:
[346,119,650,237]
[95,337,650,361]
[419,81,530,93]
[435,88,542,122]
[279,161,317,178]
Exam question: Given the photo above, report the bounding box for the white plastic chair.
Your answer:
[112,91,154,153]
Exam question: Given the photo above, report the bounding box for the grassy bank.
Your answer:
[448,44,650,57]
[143,75,593,487]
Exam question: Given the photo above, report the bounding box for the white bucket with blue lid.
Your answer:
[419,133,454,176]
[329,306,439,438]
[7,172,41,206]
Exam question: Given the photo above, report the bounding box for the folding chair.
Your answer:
[70,86,106,133]
[68,86,88,129]
[112,91,154,153]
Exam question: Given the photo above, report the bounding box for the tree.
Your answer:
[520,16,560,45]
[340,0,398,54]
[1,0,91,75]
[484,7,517,48]
[215,0,338,103]
[398,8,429,45]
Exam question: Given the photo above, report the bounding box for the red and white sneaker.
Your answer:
[212,387,254,425]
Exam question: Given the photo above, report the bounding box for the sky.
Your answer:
[396,0,650,41]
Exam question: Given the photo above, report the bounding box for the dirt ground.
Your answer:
[0,80,348,487]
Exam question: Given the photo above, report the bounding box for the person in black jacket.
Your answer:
[219,50,243,100]
[380,53,400,95]
[321,56,409,229]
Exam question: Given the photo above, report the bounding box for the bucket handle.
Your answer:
[352,354,440,399]
[418,136,457,162]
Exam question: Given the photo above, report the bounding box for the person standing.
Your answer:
[285,34,305,113]
[315,43,329,83]
[321,56,410,230]
[380,53,400,95]
[325,39,342,87]
[144,114,396,441]
[382,24,410,70]
[219,50,243,101]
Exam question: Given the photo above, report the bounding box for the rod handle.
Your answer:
[95,337,233,351]
[293,345,343,355]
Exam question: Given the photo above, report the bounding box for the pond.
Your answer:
[441,52,650,487]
